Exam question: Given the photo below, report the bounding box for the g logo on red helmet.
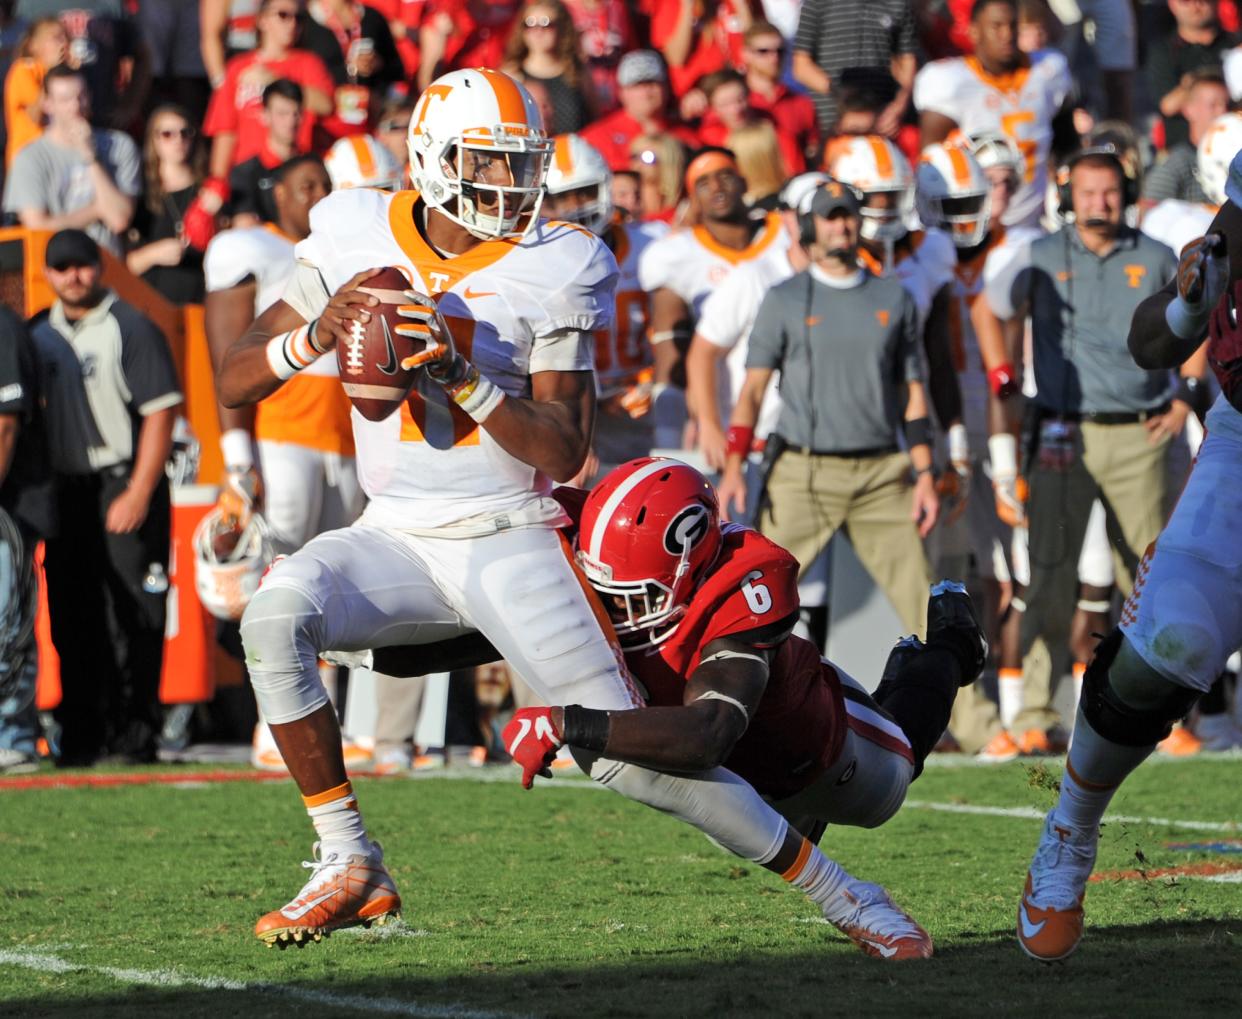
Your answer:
[664,503,711,556]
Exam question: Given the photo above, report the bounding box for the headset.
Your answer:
[1055,143,1139,221]
[796,179,866,248]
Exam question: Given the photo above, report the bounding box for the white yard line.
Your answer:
[902,800,1241,832]
[0,948,525,1019]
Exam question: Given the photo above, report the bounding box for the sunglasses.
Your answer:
[380,119,410,132]
[524,15,554,28]
[157,127,194,140]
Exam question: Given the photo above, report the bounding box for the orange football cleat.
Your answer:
[1017,811,1097,962]
[976,729,1021,763]
[1018,728,1068,756]
[826,880,933,960]
[255,841,402,948]
[1157,723,1202,757]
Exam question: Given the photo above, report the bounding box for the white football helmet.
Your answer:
[1196,112,1242,208]
[325,134,402,191]
[823,134,914,242]
[544,133,613,235]
[192,508,273,622]
[407,68,553,240]
[917,141,993,249]
[965,130,1024,184]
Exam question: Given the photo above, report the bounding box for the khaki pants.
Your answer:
[760,449,930,634]
[1015,419,1170,733]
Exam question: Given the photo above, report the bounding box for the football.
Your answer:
[336,266,428,422]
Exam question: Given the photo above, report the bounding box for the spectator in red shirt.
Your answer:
[300,0,403,138]
[203,0,334,177]
[502,0,595,134]
[416,0,520,90]
[741,20,818,168]
[581,48,698,170]
[651,0,752,98]
[226,78,307,226]
[564,0,637,113]
[696,69,802,173]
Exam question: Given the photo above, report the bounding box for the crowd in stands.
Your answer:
[1,0,1241,775]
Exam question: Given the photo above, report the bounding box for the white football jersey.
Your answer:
[637,211,790,318]
[695,250,795,440]
[1141,199,1215,259]
[860,228,958,330]
[282,188,618,530]
[914,50,1072,230]
[597,217,667,395]
[204,224,354,455]
[947,225,1042,443]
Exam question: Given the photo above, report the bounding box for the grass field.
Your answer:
[2,756,1240,1019]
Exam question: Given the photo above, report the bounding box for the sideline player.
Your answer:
[1013,149,1242,962]
[915,0,1076,231]
[215,69,892,949]
[638,148,790,447]
[501,458,989,959]
[203,155,366,771]
[542,133,666,475]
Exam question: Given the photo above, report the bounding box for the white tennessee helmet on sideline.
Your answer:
[544,133,613,235]
[965,129,1023,185]
[823,134,914,242]
[917,141,993,249]
[407,67,554,240]
[325,134,402,191]
[192,509,273,622]
[1196,112,1242,208]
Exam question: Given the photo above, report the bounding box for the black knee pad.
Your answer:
[1081,628,1201,747]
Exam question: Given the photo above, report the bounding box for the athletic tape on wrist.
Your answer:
[561,704,610,752]
[948,422,970,465]
[988,433,1018,478]
[445,364,506,422]
[1077,599,1112,614]
[220,428,254,472]
[1165,295,1210,341]
[265,321,322,381]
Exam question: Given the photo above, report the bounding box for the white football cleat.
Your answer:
[255,841,401,948]
[1017,809,1098,962]
[824,878,933,960]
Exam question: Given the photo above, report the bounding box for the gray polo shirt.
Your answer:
[987,227,1176,415]
[30,291,182,476]
[747,267,922,452]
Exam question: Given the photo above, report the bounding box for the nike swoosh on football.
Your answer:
[862,939,898,958]
[281,888,342,921]
[1019,902,1046,939]
[378,316,400,375]
[464,287,497,299]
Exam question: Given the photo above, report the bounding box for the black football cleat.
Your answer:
[925,580,988,687]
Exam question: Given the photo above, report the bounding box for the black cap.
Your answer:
[45,229,100,270]
[803,180,862,219]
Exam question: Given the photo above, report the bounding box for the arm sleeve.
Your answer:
[534,228,619,336]
[119,313,184,416]
[529,327,594,374]
[203,233,254,293]
[894,0,918,54]
[282,259,333,321]
[899,292,924,383]
[912,63,957,119]
[744,289,788,370]
[793,0,821,55]
[0,312,29,415]
[637,236,673,292]
[202,64,240,136]
[696,265,751,349]
[2,145,46,213]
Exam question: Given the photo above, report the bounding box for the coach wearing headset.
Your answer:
[718,181,939,636]
[981,146,1183,743]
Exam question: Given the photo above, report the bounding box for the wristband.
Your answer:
[443,363,506,423]
[726,424,754,456]
[265,320,323,380]
[903,415,933,450]
[988,432,1018,478]
[220,428,254,472]
[947,422,969,466]
[561,704,610,752]
[988,362,1018,399]
[1164,294,1210,341]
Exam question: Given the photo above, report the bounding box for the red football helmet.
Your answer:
[576,457,723,649]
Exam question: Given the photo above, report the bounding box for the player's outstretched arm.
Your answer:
[217,269,383,408]
[503,637,772,787]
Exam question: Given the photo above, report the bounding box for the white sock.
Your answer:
[1054,708,1154,833]
[998,668,1023,730]
[782,837,849,916]
[303,780,371,856]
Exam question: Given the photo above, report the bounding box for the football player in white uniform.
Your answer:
[638,147,790,447]
[204,156,368,772]
[1015,149,1242,963]
[216,69,881,949]
[542,133,667,474]
[915,0,1076,231]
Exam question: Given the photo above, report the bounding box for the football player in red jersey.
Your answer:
[499,457,989,958]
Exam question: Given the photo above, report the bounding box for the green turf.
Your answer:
[1,758,1240,1018]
